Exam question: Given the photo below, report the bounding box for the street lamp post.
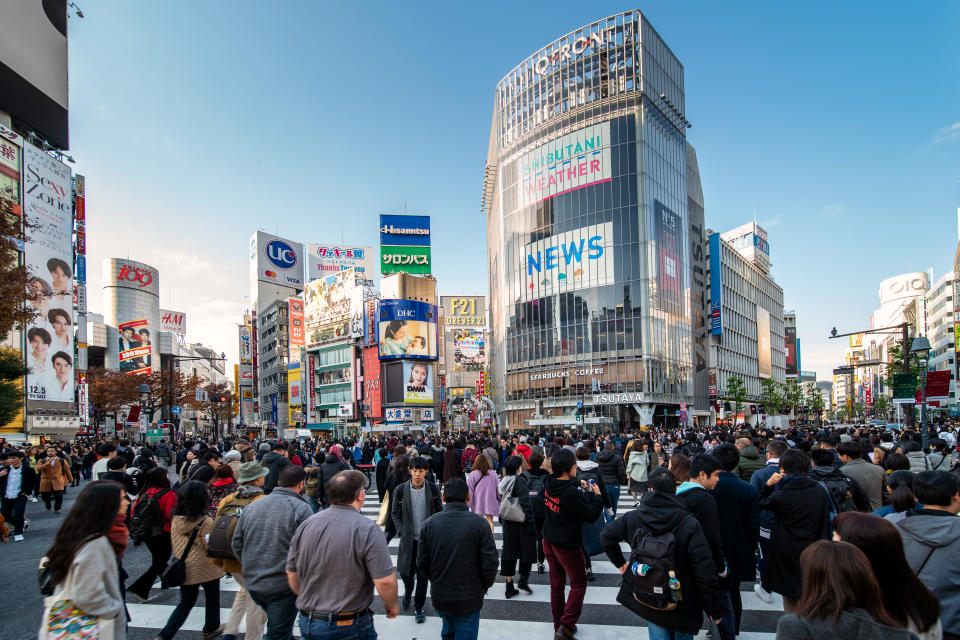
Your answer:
[138,382,151,443]
[911,336,932,451]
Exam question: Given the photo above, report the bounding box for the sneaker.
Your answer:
[401,594,411,610]
[23,519,30,531]
[537,563,545,574]
[28,496,38,503]
[13,534,24,542]
[129,592,150,604]
[754,582,774,603]
[414,609,425,623]
[201,624,225,640]
[586,568,594,582]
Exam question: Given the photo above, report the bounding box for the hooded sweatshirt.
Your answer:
[675,481,725,574]
[542,475,603,548]
[892,509,960,637]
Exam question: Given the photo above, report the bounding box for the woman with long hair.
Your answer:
[669,452,691,485]
[155,481,225,640]
[127,467,177,603]
[833,512,941,639]
[873,470,920,517]
[39,481,127,639]
[466,449,500,533]
[207,463,238,517]
[499,455,536,598]
[383,454,410,542]
[774,540,914,640]
[178,449,198,484]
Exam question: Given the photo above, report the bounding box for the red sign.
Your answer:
[74,195,85,222]
[117,263,153,288]
[363,346,382,420]
[288,298,304,347]
[76,226,86,255]
[916,370,952,402]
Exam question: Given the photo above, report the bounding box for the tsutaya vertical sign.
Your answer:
[518,121,611,207]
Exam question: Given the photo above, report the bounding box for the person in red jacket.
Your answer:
[127,467,177,602]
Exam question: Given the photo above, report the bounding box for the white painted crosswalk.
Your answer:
[126,489,785,639]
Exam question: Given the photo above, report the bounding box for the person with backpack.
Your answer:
[499,455,537,599]
[838,441,885,511]
[127,467,177,602]
[596,441,627,518]
[209,461,268,640]
[600,467,725,640]
[522,450,550,574]
[461,440,479,475]
[315,448,351,509]
[809,448,870,514]
[208,463,240,517]
[542,448,604,640]
[575,446,611,582]
[757,449,832,613]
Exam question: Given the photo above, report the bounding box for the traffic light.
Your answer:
[219,396,227,403]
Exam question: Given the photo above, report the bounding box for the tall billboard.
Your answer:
[160,309,187,335]
[0,124,22,201]
[757,307,772,379]
[520,222,613,301]
[288,298,304,348]
[403,361,434,404]
[307,244,375,281]
[447,329,486,372]
[362,345,382,421]
[304,269,363,350]
[380,214,431,276]
[0,0,69,149]
[287,362,301,424]
[103,259,160,376]
[517,120,612,207]
[239,325,252,364]
[249,230,304,289]
[378,299,438,360]
[23,141,73,404]
[784,326,798,376]
[709,233,723,335]
[654,200,684,316]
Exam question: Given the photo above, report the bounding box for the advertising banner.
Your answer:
[304,268,363,350]
[784,326,798,376]
[654,200,684,316]
[362,346,382,420]
[287,363,301,424]
[118,318,152,375]
[76,225,86,254]
[709,233,723,335]
[363,299,377,346]
[239,325,252,364]
[288,298,304,347]
[23,141,73,404]
[403,361,434,404]
[447,329,485,372]
[380,245,432,275]
[0,126,21,200]
[249,230,304,288]
[923,370,952,401]
[756,307,772,379]
[307,244,375,281]
[307,354,316,423]
[160,310,187,335]
[379,214,431,246]
[378,299,438,360]
[77,381,87,423]
[518,121,612,207]
[520,221,613,301]
[441,296,487,327]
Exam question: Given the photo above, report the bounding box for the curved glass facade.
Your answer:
[485,11,696,430]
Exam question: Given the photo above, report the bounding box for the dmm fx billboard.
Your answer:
[521,222,612,301]
[518,121,612,207]
[380,214,431,275]
[378,299,438,360]
[250,231,304,288]
[23,141,74,405]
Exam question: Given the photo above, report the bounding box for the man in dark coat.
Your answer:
[260,442,290,494]
[391,456,443,623]
[710,443,760,637]
[600,467,725,638]
[596,441,627,517]
[417,477,498,639]
[0,450,39,540]
[757,448,831,612]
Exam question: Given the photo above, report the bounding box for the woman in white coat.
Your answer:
[39,481,128,640]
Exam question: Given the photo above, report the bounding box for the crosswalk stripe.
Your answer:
[126,604,777,639]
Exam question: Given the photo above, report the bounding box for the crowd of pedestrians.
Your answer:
[5,419,960,640]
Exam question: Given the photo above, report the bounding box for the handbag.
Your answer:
[160,525,201,589]
[499,481,526,523]
[38,556,55,596]
[580,515,605,557]
[376,490,391,527]
[40,542,118,640]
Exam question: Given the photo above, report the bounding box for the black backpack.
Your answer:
[623,519,691,612]
[130,489,170,542]
[207,494,259,560]
[522,471,547,520]
[819,475,857,515]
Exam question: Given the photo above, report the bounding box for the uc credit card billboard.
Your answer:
[378,299,438,360]
[250,231,304,288]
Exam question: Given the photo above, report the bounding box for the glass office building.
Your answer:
[484,11,699,430]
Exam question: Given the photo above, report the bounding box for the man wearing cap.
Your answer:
[212,461,269,640]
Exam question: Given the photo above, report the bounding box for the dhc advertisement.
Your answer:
[377,299,438,360]
[520,222,613,302]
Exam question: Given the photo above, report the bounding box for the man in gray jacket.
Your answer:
[838,441,884,510]
[893,470,960,640]
[233,465,312,640]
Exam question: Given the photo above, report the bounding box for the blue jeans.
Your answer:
[436,609,480,640]
[607,485,621,519]
[298,611,376,639]
[645,622,693,640]
[308,495,321,513]
[249,589,299,640]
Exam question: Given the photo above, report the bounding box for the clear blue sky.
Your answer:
[67,1,960,375]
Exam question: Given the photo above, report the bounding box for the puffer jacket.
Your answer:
[735,446,764,482]
[906,451,929,472]
[596,449,626,486]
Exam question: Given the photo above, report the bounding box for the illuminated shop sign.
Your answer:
[529,367,604,382]
[521,222,613,301]
[519,121,611,207]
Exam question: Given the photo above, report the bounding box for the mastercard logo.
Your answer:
[264,270,277,278]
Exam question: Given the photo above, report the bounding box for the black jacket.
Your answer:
[185,461,215,484]
[808,465,870,513]
[317,455,350,505]
[417,502,498,615]
[261,452,290,494]
[102,470,138,495]
[0,462,38,497]
[600,491,725,634]
[675,483,725,575]
[392,479,443,575]
[375,457,390,502]
[709,471,760,580]
[757,476,832,600]
[542,476,603,549]
[596,449,627,486]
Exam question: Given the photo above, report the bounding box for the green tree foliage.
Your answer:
[725,376,748,421]
[760,378,784,415]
